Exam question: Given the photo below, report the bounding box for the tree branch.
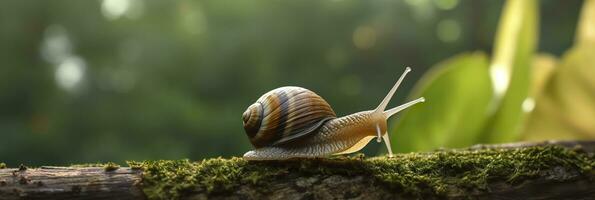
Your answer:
[0,140,593,200]
[0,166,143,200]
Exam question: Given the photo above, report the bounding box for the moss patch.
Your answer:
[70,162,120,171]
[126,160,143,170]
[70,163,109,167]
[136,145,594,199]
[103,162,120,171]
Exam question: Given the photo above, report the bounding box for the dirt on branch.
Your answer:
[0,140,594,200]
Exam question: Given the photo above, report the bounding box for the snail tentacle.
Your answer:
[384,97,426,118]
[374,67,411,113]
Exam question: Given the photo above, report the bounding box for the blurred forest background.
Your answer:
[0,0,592,166]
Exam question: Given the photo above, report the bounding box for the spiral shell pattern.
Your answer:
[242,86,336,148]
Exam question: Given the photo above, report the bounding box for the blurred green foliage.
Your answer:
[0,0,589,165]
[393,52,492,152]
[524,0,595,140]
[392,0,594,153]
[392,0,537,152]
[481,0,537,143]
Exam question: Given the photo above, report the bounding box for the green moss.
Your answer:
[134,145,594,199]
[70,163,109,168]
[0,163,6,169]
[126,160,143,170]
[70,162,120,171]
[103,162,120,172]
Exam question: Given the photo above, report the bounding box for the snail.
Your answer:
[242,67,425,160]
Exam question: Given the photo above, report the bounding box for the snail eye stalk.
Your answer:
[374,67,411,113]
[373,67,425,157]
[384,97,425,118]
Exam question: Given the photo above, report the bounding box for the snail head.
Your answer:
[369,67,425,157]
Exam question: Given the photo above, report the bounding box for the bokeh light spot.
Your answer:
[353,26,377,50]
[404,0,435,21]
[433,0,459,10]
[490,65,510,97]
[179,3,208,35]
[40,25,72,64]
[436,19,461,43]
[101,0,144,20]
[55,56,86,92]
[522,98,536,113]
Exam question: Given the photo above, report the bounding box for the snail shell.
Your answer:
[242,86,336,148]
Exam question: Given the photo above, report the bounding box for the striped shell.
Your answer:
[242,86,336,148]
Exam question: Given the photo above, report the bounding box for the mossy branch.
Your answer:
[1,140,594,200]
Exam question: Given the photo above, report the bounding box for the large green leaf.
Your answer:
[527,54,557,99]
[523,45,595,140]
[481,0,538,143]
[576,0,595,45]
[390,52,492,153]
[523,0,595,140]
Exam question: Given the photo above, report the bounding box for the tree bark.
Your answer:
[0,140,593,200]
[0,167,144,200]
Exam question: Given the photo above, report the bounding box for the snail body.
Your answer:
[242,68,425,160]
